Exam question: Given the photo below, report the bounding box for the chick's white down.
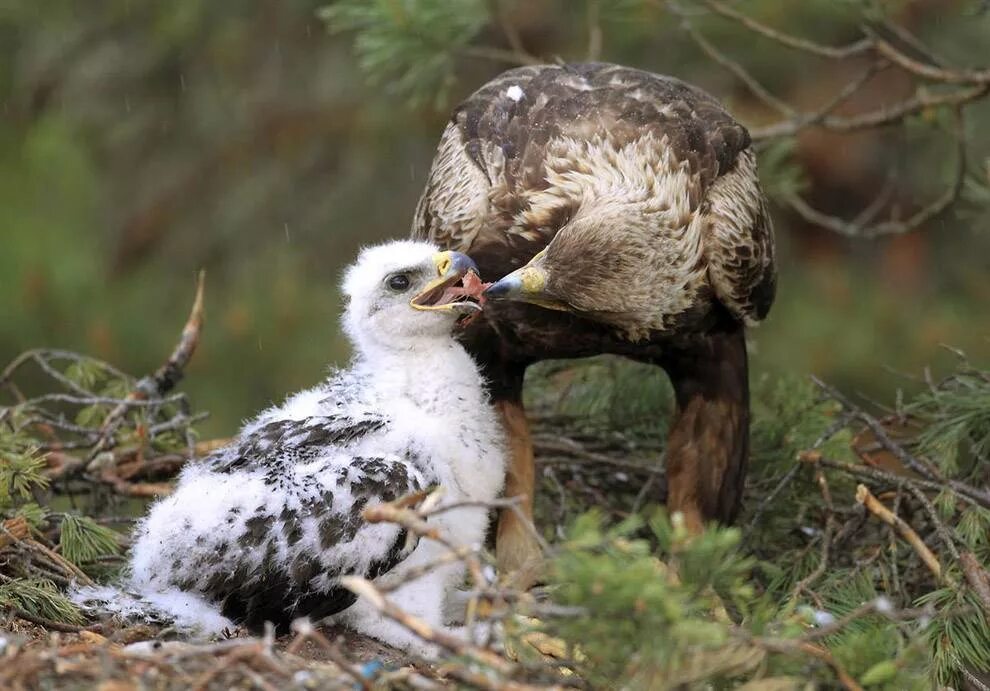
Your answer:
[75,241,506,656]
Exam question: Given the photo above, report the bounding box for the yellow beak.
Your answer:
[483,249,568,311]
[410,251,480,312]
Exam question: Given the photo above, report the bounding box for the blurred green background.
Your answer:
[1,0,988,438]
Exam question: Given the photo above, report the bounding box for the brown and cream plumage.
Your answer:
[412,62,776,576]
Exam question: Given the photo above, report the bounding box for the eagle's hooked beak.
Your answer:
[483,249,569,311]
[410,251,481,313]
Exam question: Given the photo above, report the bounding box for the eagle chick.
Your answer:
[76,241,505,656]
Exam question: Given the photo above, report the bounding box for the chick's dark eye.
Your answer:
[387,274,411,292]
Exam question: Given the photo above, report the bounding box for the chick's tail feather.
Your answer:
[70,583,234,636]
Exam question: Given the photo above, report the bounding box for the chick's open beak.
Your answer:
[483,249,568,311]
[410,251,482,313]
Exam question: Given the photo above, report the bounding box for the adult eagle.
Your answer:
[412,63,776,578]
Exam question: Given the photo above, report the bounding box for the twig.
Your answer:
[362,498,487,589]
[905,484,962,566]
[785,105,968,238]
[790,468,836,600]
[489,0,539,65]
[702,0,872,59]
[813,377,942,480]
[89,271,205,459]
[750,60,887,140]
[6,607,99,634]
[799,449,987,511]
[342,576,512,674]
[752,636,864,691]
[961,552,990,615]
[864,28,990,85]
[855,484,945,583]
[287,620,373,691]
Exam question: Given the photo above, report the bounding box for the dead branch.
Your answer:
[855,484,945,583]
[961,552,990,615]
[6,607,97,634]
[811,378,990,508]
[286,619,373,691]
[90,271,205,459]
[659,0,990,238]
[342,576,510,672]
[702,0,872,59]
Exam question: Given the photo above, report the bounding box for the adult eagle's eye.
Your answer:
[386,273,411,292]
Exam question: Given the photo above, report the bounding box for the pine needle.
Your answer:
[58,514,121,566]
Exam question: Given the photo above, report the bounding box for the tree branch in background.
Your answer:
[89,270,205,460]
[660,0,990,238]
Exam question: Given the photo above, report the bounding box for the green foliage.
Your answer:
[543,510,763,688]
[0,578,84,625]
[319,0,490,105]
[908,360,990,478]
[0,428,49,507]
[526,356,672,434]
[64,358,106,391]
[528,355,990,688]
[745,374,856,576]
[919,587,990,686]
[58,514,120,566]
[15,502,47,527]
[756,138,808,200]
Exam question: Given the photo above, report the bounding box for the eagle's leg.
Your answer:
[655,324,750,534]
[490,363,543,588]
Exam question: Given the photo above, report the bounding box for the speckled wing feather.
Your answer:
[148,378,429,630]
[413,62,775,326]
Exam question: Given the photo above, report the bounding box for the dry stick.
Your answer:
[458,45,542,67]
[702,0,872,59]
[865,31,990,85]
[672,5,795,117]
[904,484,962,566]
[1,522,94,587]
[28,352,94,398]
[342,576,512,673]
[799,449,986,512]
[362,501,487,589]
[487,0,540,66]
[685,0,988,240]
[752,636,864,691]
[811,378,990,509]
[812,377,941,480]
[751,60,887,140]
[855,484,947,584]
[533,435,660,474]
[286,621,373,691]
[342,578,570,691]
[89,271,205,460]
[7,607,95,634]
[426,495,553,554]
[754,80,987,140]
[961,552,990,615]
[785,105,969,238]
[799,601,936,643]
[790,469,836,601]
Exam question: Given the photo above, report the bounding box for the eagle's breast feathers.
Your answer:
[413,62,776,337]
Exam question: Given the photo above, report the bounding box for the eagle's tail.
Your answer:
[70,583,234,636]
[659,322,750,532]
